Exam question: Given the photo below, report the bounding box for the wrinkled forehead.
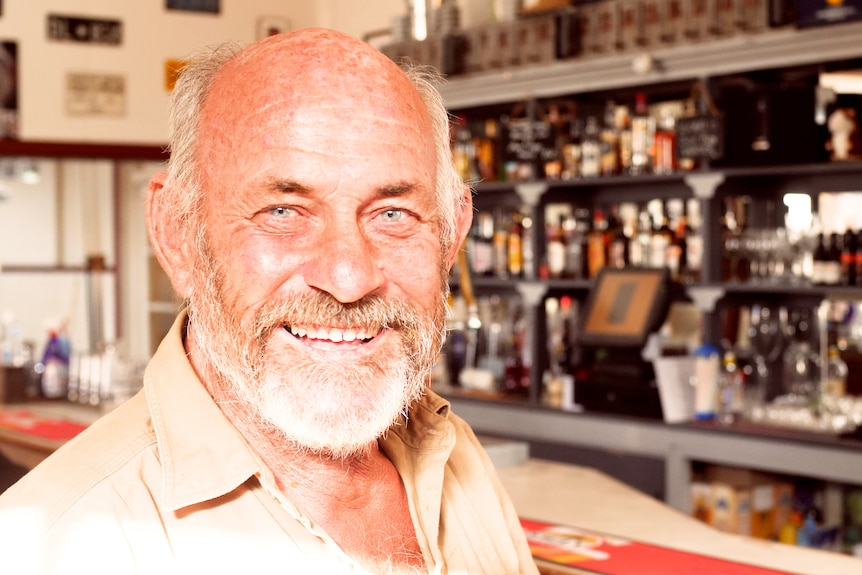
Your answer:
[200,30,433,149]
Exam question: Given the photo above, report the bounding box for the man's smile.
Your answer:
[286,324,380,343]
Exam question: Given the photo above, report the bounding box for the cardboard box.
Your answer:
[703,466,790,540]
[710,482,753,536]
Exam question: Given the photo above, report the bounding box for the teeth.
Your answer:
[287,325,374,343]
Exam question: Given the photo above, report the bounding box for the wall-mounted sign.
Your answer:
[47,14,122,45]
[166,0,220,14]
[0,40,17,138]
[797,0,862,27]
[164,59,187,91]
[65,73,126,116]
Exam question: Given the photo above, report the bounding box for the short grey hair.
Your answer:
[160,42,465,257]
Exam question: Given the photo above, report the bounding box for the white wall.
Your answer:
[0,1,330,144]
[0,1,498,144]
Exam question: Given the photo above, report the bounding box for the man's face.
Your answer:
[184,45,454,458]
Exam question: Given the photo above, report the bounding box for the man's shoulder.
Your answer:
[0,391,158,519]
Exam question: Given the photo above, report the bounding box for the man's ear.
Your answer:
[444,184,474,271]
[146,172,197,300]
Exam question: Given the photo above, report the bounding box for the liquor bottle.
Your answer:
[503,305,531,396]
[811,232,827,285]
[824,345,848,398]
[607,203,629,269]
[841,228,857,286]
[629,205,653,268]
[492,208,510,279]
[580,116,602,178]
[475,118,499,182]
[444,293,468,387]
[823,232,843,286]
[470,211,495,277]
[650,201,673,269]
[545,214,567,279]
[668,208,688,282]
[544,105,565,180]
[716,351,744,425]
[684,198,704,283]
[452,121,477,182]
[507,209,524,278]
[616,104,633,175]
[855,227,862,287]
[587,206,609,278]
[561,117,583,179]
[629,92,655,175]
[653,107,677,174]
[562,211,585,279]
[600,100,620,176]
[520,208,535,280]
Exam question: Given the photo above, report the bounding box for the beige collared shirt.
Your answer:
[0,313,538,575]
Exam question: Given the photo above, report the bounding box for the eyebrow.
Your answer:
[267,179,420,197]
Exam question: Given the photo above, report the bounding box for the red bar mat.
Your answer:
[0,409,88,441]
[521,518,798,575]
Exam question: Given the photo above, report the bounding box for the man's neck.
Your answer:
[200,372,425,573]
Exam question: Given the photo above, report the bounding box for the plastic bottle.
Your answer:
[693,342,721,421]
[40,329,70,399]
[716,351,744,425]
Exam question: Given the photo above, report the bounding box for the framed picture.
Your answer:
[0,40,18,138]
[257,16,291,39]
[579,267,670,347]
[166,0,220,14]
[164,59,187,91]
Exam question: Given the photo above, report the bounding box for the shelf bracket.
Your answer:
[515,181,548,208]
[516,282,548,307]
[684,172,724,200]
[685,285,725,313]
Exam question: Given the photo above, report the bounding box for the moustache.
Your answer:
[251,292,425,343]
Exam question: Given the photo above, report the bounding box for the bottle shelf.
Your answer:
[438,21,862,110]
[472,160,862,195]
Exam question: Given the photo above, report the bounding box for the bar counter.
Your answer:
[498,458,862,575]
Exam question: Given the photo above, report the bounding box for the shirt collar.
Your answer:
[144,311,261,511]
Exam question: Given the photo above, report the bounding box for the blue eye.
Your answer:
[268,206,296,218]
[381,209,404,222]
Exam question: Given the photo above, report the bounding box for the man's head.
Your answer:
[147,28,472,459]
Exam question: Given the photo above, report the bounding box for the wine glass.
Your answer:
[747,304,785,407]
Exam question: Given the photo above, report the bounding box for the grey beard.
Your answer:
[186,274,447,458]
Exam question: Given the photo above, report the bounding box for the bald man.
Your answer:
[0,28,539,575]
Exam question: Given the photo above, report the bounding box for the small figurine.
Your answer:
[826,107,862,161]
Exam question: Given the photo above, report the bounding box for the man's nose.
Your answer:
[302,224,385,304]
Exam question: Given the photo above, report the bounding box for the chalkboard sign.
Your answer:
[500,116,558,175]
[676,115,724,162]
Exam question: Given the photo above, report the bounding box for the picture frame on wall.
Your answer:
[0,40,18,139]
[166,0,220,14]
[257,16,291,39]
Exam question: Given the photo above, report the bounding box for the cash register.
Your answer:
[573,267,671,420]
